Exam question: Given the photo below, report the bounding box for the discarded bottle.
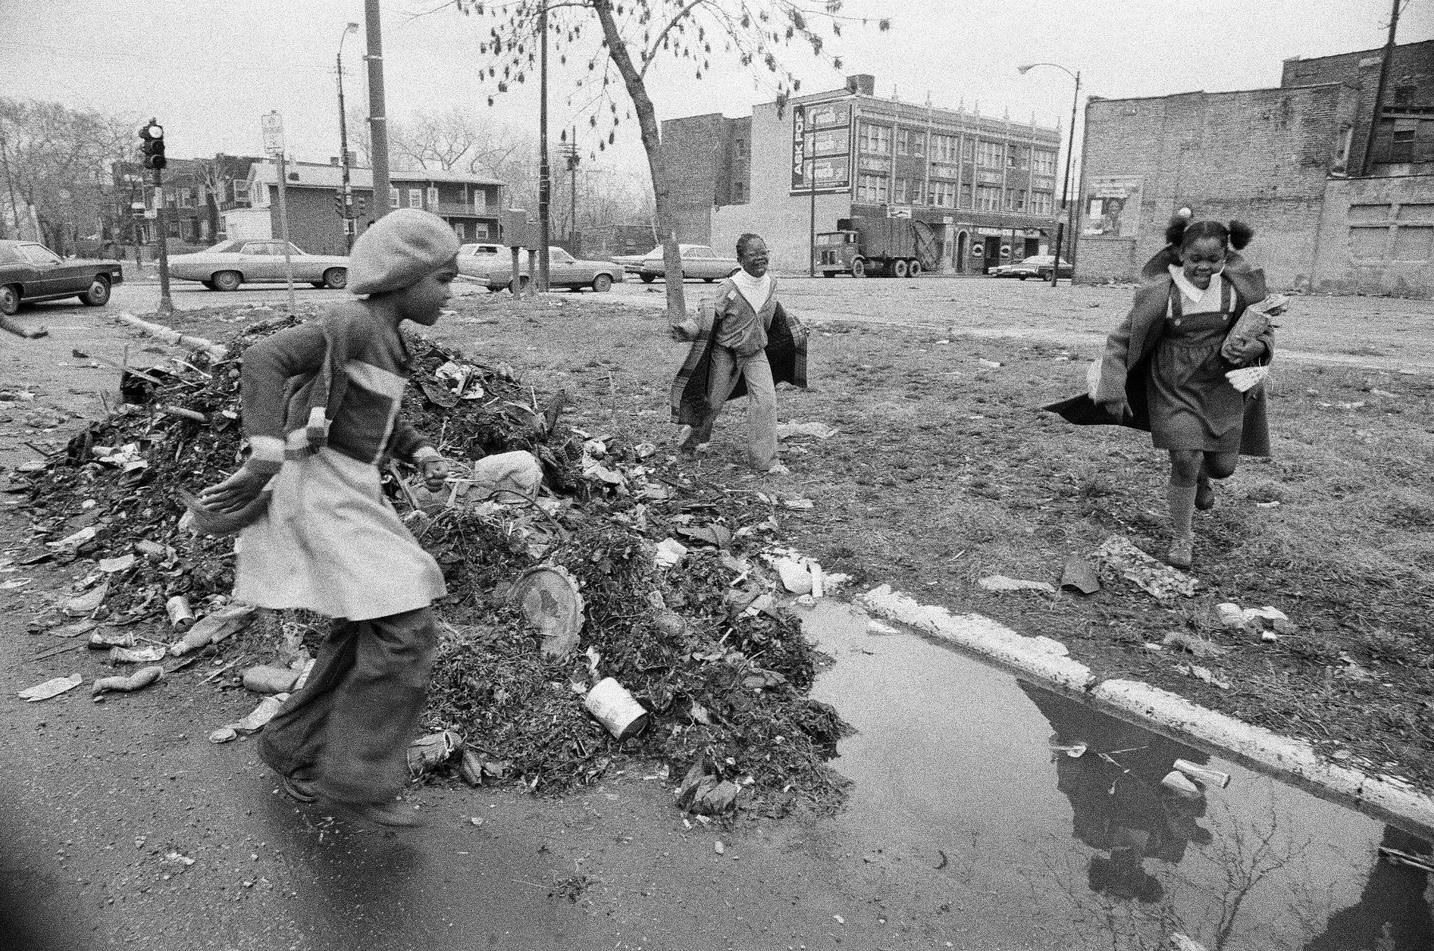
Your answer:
[1173,758,1231,789]
[1160,769,1203,798]
[241,665,299,694]
[165,595,196,633]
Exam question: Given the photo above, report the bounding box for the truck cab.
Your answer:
[815,230,860,277]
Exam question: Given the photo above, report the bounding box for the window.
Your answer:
[896,129,925,156]
[427,186,439,207]
[734,138,748,159]
[1032,192,1053,215]
[910,180,925,205]
[930,134,958,163]
[19,245,62,266]
[389,186,400,208]
[1012,190,1027,211]
[472,189,488,212]
[857,174,889,202]
[894,178,908,203]
[858,122,891,154]
[960,184,972,208]
[977,141,1004,167]
[408,188,422,208]
[931,181,957,208]
[732,180,747,202]
[452,222,466,240]
[1032,150,1058,176]
[977,185,1001,210]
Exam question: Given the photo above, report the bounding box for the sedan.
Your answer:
[637,244,740,283]
[0,240,124,315]
[168,239,348,291]
[479,247,623,292]
[989,254,1073,280]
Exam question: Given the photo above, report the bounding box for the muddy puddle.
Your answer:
[800,599,1434,950]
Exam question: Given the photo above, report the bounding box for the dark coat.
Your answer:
[1045,267,1275,457]
[669,277,807,426]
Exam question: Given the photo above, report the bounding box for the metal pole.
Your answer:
[1359,0,1401,175]
[153,168,173,314]
[807,116,816,278]
[337,45,354,249]
[537,0,551,292]
[1052,70,1079,287]
[364,0,391,220]
[275,151,297,314]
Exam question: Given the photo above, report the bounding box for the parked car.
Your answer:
[456,242,509,282]
[167,239,348,291]
[477,247,623,292]
[989,254,1073,280]
[0,240,124,315]
[636,244,741,283]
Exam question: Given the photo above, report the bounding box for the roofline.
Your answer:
[1086,80,1355,106]
[1282,37,1434,65]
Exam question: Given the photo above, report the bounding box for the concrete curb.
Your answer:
[856,584,1434,837]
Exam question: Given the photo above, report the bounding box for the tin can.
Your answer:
[583,677,649,740]
[165,595,196,632]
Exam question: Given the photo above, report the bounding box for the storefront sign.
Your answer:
[1083,175,1143,238]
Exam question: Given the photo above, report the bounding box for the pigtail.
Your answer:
[1227,220,1254,250]
[1164,215,1190,247]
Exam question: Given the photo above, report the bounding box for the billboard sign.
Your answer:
[1083,175,1143,238]
[791,100,853,195]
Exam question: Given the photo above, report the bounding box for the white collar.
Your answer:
[731,269,773,311]
[1168,264,1224,304]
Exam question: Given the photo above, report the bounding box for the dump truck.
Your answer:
[813,215,939,278]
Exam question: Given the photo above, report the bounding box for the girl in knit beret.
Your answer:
[191,208,460,826]
[1049,217,1280,569]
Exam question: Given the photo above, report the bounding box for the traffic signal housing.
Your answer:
[333,191,345,217]
[139,120,166,171]
[355,196,366,218]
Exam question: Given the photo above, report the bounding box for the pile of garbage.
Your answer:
[7,316,850,818]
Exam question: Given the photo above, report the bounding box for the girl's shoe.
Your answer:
[1195,480,1215,511]
[1167,535,1194,569]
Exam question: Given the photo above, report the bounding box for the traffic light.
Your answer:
[139,120,166,170]
[354,196,366,218]
[333,191,345,217]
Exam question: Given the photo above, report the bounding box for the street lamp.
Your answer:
[1017,62,1080,287]
[337,21,360,250]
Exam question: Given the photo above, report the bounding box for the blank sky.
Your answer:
[1,0,1428,176]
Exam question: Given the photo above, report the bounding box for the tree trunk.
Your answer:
[591,0,686,325]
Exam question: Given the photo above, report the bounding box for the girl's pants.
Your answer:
[681,346,778,470]
[258,606,438,806]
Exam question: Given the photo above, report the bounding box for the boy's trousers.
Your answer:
[681,346,778,470]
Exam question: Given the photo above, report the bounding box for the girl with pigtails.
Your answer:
[1048,216,1284,569]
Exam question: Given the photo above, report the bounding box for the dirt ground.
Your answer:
[3,279,1432,806]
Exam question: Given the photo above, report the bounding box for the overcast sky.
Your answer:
[2,0,1429,178]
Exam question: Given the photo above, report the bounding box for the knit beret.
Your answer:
[348,207,461,296]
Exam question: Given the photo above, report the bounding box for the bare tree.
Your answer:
[451,0,888,322]
[0,98,134,253]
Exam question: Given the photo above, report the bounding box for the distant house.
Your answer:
[105,153,263,254]
[231,161,506,255]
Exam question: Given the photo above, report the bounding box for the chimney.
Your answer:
[845,74,875,96]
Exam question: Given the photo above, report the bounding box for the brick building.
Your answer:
[1075,39,1434,296]
[104,153,263,257]
[661,75,1063,273]
[230,161,506,256]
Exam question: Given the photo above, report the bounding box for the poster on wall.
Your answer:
[1082,176,1143,238]
[791,101,853,195]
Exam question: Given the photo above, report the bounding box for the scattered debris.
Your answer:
[775,422,837,441]
[1169,935,1208,951]
[1095,536,1197,601]
[1162,632,1229,658]
[208,695,287,744]
[407,730,465,779]
[978,574,1056,595]
[1160,769,1203,797]
[18,673,83,702]
[1058,557,1101,595]
[1379,846,1434,873]
[1181,664,1232,690]
[654,538,690,569]
[584,677,649,740]
[1173,758,1230,789]
[109,645,167,665]
[508,565,585,658]
[241,665,300,694]
[92,665,164,699]
[1216,602,1295,638]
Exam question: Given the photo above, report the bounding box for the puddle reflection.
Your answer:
[802,600,1434,950]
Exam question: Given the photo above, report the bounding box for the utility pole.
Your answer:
[337,22,360,248]
[537,0,551,292]
[1360,0,1402,175]
[364,0,391,220]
